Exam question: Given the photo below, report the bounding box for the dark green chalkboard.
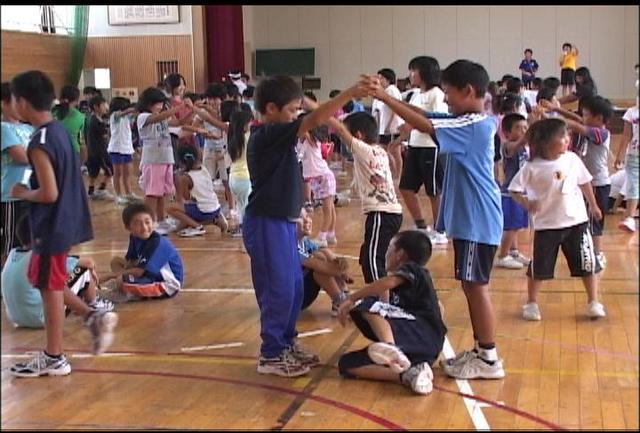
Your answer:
[254,48,315,77]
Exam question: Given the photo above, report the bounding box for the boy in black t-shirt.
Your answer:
[86,95,114,200]
[337,230,447,395]
[244,75,373,378]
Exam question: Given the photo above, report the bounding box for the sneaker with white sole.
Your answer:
[126,192,143,202]
[596,252,607,269]
[85,310,118,355]
[178,225,206,237]
[442,350,505,379]
[367,342,411,373]
[11,351,72,378]
[115,195,129,206]
[257,351,311,377]
[522,302,541,321]
[587,301,606,319]
[441,348,477,368]
[88,296,115,312]
[495,255,524,269]
[619,216,636,232]
[510,250,531,265]
[400,362,434,395]
[431,231,448,245]
[287,342,320,368]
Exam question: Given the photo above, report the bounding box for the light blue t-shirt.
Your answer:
[431,113,503,246]
[1,121,34,202]
[1,249,78,328]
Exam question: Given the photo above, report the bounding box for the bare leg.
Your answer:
[461,282,496,347]
[498,230,518,258]
[428,195,441,228]
[122,162,132,196]
[527,277,542,303]
[167,202,200,229]
[63,287,93,318]
[113,164,122,197]
[312,271,342,299]
[344,364,402,382]
[582,274,598,303]
[400,189,424,225]
[362,312,395,344]
[145,196,160,221]
[41,290,65,355]
[593,235,602,255]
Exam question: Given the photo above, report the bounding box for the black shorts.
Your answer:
[527,222,602,280]
[86,152,114,179]
[337,297,444,377]
[1,200,31,257]
[360,212,403,283]
[588,185,610,237]
[561,68,575,85]
[399,147,444,196]
[300,270,321,310]
[378,134,400,146]
[453,239,498,285]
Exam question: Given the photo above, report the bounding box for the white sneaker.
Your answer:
[619,217,636,233]
[522,302,541,321]
[126,192,143,202]
[400,362,433,395]
[510,250,531,265]
[155,221,175,236]
[431,231,448,245]
[115,195,129,206]
[587,301,606,319]
[11,351,72,378]
[367,342,411,374]
[495,255,524,269]
[85,310,119,355]
[442,350,505,379]
[178,225,206,237]
[596,252,607,269]
[440,349,477,368]
[165,217,179,229]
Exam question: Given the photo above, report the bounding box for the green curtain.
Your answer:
[66,5,89,86]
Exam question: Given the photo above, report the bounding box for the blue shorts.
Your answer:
[501,195,528,231]
[185,203,220,223]
[109,152,133,165]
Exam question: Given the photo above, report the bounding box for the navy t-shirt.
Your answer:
[245,118,304,219]
[28,121,93,254]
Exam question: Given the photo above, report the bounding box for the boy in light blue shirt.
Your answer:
[372,59,505,381]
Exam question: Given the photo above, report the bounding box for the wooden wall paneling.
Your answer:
[1,30,73,92]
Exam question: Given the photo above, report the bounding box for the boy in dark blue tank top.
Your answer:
[8,71,113,378]
[244,75,372,377]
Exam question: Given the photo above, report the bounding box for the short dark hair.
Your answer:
[1,82,10,104]
[164,73,186,93]
[498,92,522,114]
[502,113,526,134]
[393,230,432,266]
[254,75,303,115]
[10,70,55,111]
[506,77,524,94]
[441,60,489,98]
[243,85,255,98]
[536,86,557,103]
[527,118,567,160]
[122,202,154,227]
[225,83,240,99]
[532,77,543,89]
[89,95,106,110]
[329,89,341,98]
[343,112,378,144]
[377,68,396,85]
[303,90,317,102]
[408,56,441,87]
[562,42,572,50]
[83,86,98,95]
[524,48,533,55]
[581,95,613,122]
[184,92,201,103]
[137,87,168,112]
[205,82,226,99]
[543,77,561,93]
[501,74,515,83]
[109,96,132,115]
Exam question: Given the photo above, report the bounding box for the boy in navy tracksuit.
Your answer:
[244,75,371,377]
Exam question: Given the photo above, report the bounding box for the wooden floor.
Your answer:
[2,143,638,430]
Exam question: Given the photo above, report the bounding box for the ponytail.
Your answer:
[228,110,253,162]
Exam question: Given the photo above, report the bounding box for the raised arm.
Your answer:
[540,99,583,123]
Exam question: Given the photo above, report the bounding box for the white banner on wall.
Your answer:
[107,6,180,26]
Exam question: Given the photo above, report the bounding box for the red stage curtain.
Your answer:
[204,5,245,83]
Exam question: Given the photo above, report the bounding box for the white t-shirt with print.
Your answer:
[298,138,332,179]
[349,137,402,215]
[137,112,174,164]
[623,106,639,157]
[108,113,134,155]
[372,84,404,136]
[508,151,592,230]
[408,87,448,148]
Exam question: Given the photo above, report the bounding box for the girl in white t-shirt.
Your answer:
[108,97,138,205]
[508,118,606,321]
[167,146,228,237]
[298,123,337,247]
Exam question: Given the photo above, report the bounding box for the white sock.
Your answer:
[478,347,498,362]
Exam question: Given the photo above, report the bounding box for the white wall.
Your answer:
[88,5,192,37]
[245,5,639,101]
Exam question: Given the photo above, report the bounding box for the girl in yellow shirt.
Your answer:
[559,42,579,96]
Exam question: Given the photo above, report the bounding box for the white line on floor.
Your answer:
[181,288,254,293]
[297,328,333,338]
[181,342,244,352]
[441,337,490,431]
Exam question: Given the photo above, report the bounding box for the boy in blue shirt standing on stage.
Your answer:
[244,75,371,377]
[373,60,506,380]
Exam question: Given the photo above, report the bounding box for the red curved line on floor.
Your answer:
[73,367,406,431]
[433,385,566,431]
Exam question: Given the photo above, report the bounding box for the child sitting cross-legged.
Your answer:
[100,202,184,302]
[337,230,447,395]
[166,145,228,237]
[296,208,352,316]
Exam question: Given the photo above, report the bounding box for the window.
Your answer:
[1,5,74,35]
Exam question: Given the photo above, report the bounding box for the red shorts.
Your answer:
[28,252,68,291]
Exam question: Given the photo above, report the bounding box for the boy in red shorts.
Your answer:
[9,70,100,378]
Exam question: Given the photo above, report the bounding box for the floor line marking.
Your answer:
[181,342,244,352]
[441,337,490,431]
[297,328,332,338]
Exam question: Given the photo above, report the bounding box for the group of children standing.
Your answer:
[2,53,637,399]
